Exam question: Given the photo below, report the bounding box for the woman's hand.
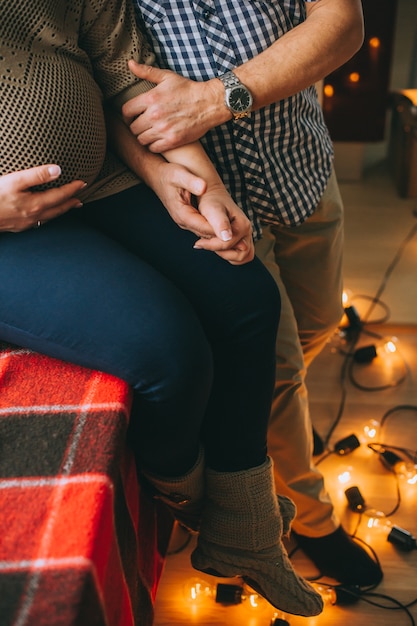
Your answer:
[194,183,254,265]
[0,165,86,232]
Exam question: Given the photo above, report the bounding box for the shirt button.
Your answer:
[248,177,258,186]
[203,9,212,20]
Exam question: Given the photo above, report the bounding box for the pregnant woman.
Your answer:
[0,1,322,616]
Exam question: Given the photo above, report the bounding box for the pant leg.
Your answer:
[255,169,343,536]
[83,185,281,473]
[0,203,214,477]
[0,184,280,477]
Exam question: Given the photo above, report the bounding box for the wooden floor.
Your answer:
[153,325,417,626]
[153,149,417,626]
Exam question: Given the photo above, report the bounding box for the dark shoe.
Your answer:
[292,526,383,587]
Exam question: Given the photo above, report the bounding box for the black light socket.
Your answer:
[334,433,361,455]
[353,345,378,363]
[388,526,417,551]
[345,485,366,512]
[215,583,243,604]
[344,305,362,330]
[334,585,361,605]
[379,449,402,470]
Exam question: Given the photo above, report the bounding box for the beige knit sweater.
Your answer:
[0,0,156,202]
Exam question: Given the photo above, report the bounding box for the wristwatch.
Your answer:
[218,71,253,119]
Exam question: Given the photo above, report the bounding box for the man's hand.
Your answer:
[0,166,86,232]
[150,158,253,264]
[122,61,229,152]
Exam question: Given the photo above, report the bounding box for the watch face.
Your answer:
[229,86,252,113]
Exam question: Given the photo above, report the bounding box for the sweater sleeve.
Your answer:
[80,0,156,109]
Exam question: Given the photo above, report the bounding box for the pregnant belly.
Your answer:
[1,58,107,187]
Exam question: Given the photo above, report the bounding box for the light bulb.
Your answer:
[379,449,417,484]
[183,577,268,610]
[342,289,353,308]
[338,465,354,486]
[314,584,337,606]
[364,509,392,532]
[183,577,216,604]
[339,289,362,332]
[361,419,380,444]
[395,461,417,484]
[314,583,360,606]
[271,611,290,625]
[353,337,399,364]
[377,336,398,357]
[364,509,417,551]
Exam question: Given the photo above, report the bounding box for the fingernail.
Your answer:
[221,229,232,241]
[48,165,61,178]
[193,243,202,249]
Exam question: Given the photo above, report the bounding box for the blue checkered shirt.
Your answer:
[134,0,334,240]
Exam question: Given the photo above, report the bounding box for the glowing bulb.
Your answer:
[378,448,417,484]
[337,465,354,485]
[377,336,398,356]
[349,72,360,83]
[271,611,290,625]
[394,461,417,484]
[338,469,352,485]
[369,36,381,49]
[314,584,361,606]
[314,584,337,606]
[342,289,353,307]
[324,83,334,98]
[364,509,417,550]
[183,577,215,604]
[183,577,268,610]
[364,509,392,533]
[361,419,380,443]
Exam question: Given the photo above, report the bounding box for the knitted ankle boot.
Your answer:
[278,494,297,537]
[141,448,205,532]
[191,457,323,617]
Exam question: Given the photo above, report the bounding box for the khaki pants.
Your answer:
[255,169,344,537]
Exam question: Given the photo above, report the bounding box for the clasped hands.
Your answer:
[0,162,253,265]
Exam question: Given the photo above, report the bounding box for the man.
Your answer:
[123,0,383,587]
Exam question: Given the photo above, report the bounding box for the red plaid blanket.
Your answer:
[0,342,172,626]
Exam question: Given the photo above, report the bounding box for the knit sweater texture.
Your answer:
[0,0,156,202]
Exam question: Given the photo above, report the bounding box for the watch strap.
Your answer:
[218,70,242,90]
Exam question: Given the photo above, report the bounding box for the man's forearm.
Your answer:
[206,0,364,124]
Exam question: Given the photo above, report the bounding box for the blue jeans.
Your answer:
[0,185,280,475]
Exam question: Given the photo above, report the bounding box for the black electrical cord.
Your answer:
[349,293,391,325]
[380,404,417,428]
[360,221,417,325]
[357,590,416,626]
[321,217,417,445]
